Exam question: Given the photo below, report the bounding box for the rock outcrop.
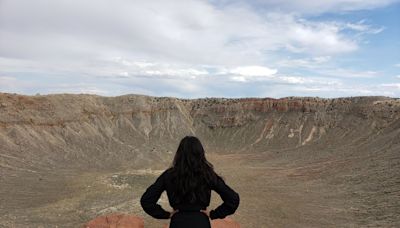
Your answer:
[1,93,399,172]
[84,214,144,228]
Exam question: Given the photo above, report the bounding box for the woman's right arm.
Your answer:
[209,176,240,220]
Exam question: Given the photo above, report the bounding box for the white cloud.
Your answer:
[230,66,277,77]
[395,63,400,67]
[380,83,400,89]
[0,76,20,88]
[277,56,331,69]
[286,19,358,54]
[144,68,208,78]
[231,0,399,14]
[275,75,342,86]
[46,85,111,95]
[118,72,129,78]
[0,0,367,69]
[346,22,370,32]
[277,56,381,80]
[283,82,399,97]
[279,76,308,84]
[320,69,378,78]
[110,58,210,79]
[343,20,385,34]
[230,76,247,82]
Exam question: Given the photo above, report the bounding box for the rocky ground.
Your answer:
[0,93,399,227]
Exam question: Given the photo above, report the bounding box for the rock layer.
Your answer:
[1,93,399,172]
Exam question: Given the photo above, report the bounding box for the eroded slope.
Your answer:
[0,93,399,227]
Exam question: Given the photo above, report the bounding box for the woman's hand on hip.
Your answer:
[200,209,210,218]
[169,209,179,218]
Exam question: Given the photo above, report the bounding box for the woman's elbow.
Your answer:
[227,192,240,213]
[232,192,240,211]
[140,194,151,211]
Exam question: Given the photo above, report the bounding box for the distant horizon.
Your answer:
[1,91,398,100]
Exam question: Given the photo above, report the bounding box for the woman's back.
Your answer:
[140,136,240,228]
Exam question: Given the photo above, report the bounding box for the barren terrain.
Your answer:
[0,93,399,227]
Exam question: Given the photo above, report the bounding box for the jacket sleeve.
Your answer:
[140,171,171,219]
[209,176,240,220]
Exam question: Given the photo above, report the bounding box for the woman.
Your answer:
[140,135,240,228]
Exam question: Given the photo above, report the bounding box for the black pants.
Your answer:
[169,211,211,228]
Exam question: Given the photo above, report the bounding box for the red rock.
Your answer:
[83,214,144,228]
[211,217,240,228]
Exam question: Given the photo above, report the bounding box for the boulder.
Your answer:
[83,214,144,228]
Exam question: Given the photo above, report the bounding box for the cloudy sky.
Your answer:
[1,0,399,98]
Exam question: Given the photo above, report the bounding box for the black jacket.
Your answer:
[140,168,240,220]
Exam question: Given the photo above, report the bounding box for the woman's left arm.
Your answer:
[140,171,171,219]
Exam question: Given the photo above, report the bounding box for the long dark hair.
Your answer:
[169,135,220,205]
